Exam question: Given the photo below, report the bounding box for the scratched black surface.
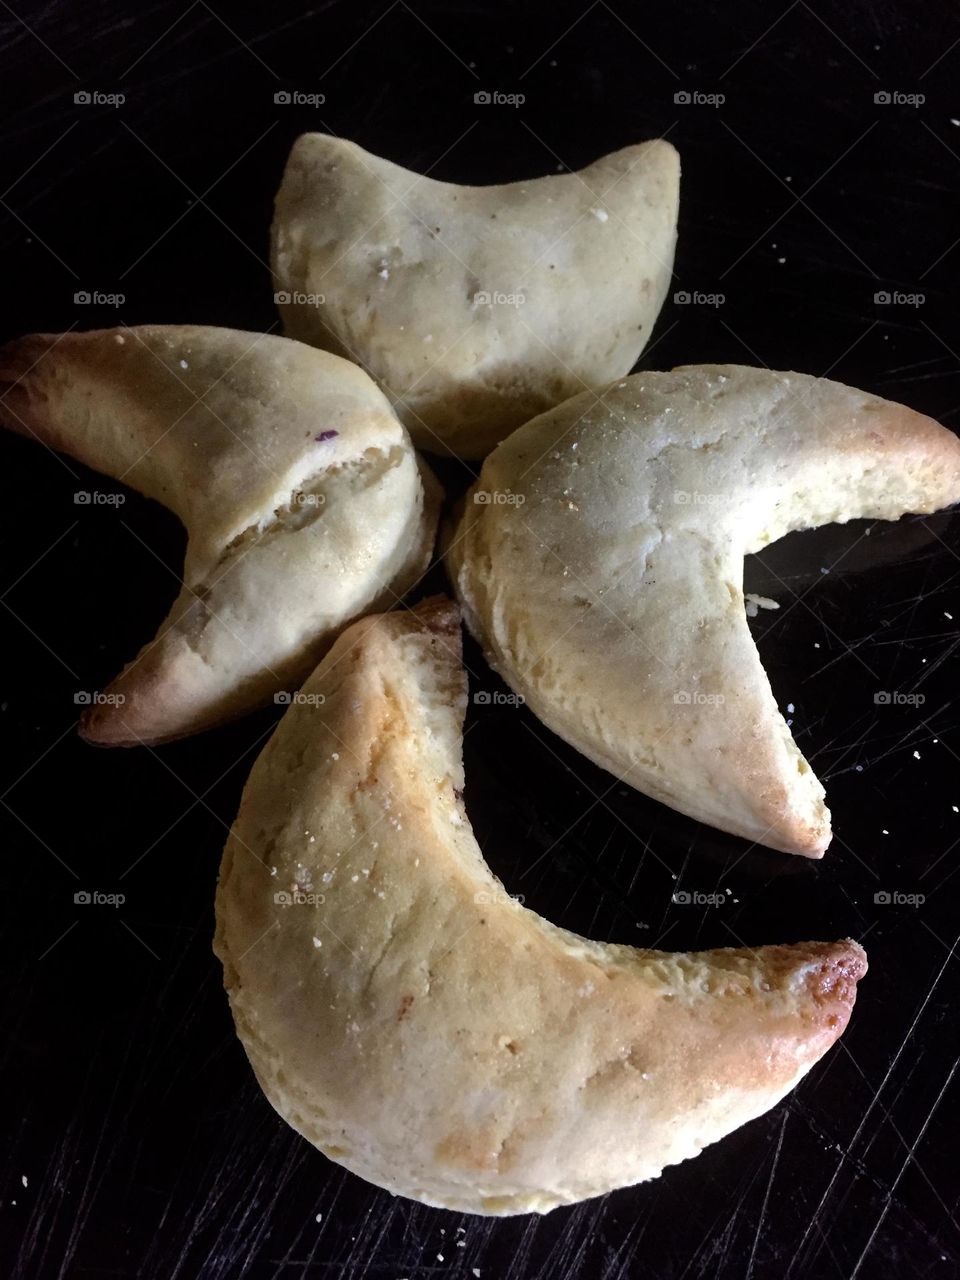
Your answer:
[1,2,959,1277]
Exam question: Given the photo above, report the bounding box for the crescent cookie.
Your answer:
[214,597,866,1215]
[446,365,960,856]
[271,134,680,458]
[0,326,441,745]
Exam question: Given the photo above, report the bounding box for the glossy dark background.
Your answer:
[2,2,959,1277]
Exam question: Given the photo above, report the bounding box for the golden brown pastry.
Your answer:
[447,365,960,856]
[271,134,680,458]
[0,325,441,744]
[214,597,866,1215]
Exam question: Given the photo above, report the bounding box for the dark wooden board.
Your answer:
[1,3,959,1276]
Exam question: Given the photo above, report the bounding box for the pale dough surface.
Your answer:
[272,134,680,457]
[215,598,866,1215]
[0,325,441,744]
[447,365,960,855]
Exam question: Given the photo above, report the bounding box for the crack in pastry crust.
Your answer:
[0,325,441,744]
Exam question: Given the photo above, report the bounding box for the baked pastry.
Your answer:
[447,365,960,856]
[214,597,866,1215]
[271,134,680,458]
[0,325,441,745]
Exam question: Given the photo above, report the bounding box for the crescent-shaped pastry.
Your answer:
[0,326,441,745]
[446,365,960,857]
[271,134,680,458]
[214,597,866,1216]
